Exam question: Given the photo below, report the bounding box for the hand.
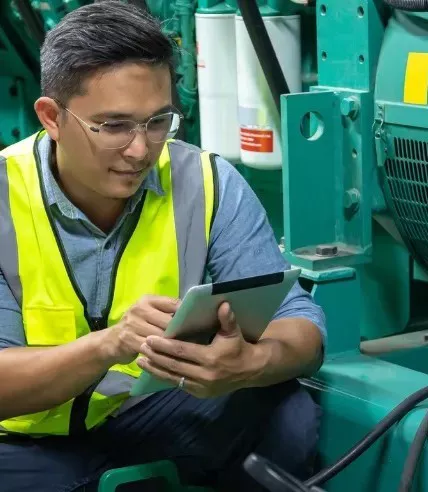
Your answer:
[101,295,181,365]
[137,302,262,398]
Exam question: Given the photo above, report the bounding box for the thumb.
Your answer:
[217,302,241,338]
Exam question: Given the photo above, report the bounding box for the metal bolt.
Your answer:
[340,97,360,119]
[344,188,360,212]
[316,244,338,257]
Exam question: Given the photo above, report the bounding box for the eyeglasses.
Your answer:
[55,99,183,150]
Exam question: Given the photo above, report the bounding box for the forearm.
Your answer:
[0,330,112,420]
[245,318,324,388]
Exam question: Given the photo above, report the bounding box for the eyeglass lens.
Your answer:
[99,112,181,149]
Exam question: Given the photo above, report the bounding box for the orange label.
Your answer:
[240,128,274,152]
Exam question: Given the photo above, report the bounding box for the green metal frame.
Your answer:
[98,460,214,492]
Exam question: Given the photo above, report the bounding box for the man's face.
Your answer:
[56,63,172,200]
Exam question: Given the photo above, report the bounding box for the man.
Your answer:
[0,2,326,491]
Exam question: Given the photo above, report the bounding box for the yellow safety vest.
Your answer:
[0,131,215,436]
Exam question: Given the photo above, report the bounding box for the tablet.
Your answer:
[130,268,301,396]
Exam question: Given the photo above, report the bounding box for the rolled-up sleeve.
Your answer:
[0,268,26,350]
[206,156,327,346]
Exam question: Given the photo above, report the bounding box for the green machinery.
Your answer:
[6,0,428,490]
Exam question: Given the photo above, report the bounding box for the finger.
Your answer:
[138,357,203,394]
[125,314,166,337]
[136,308,173,331]
[117,330,147,356]
[140,342,206,381]
[217,302,240,337]
[145,336,207,365]
[144,295,181,314]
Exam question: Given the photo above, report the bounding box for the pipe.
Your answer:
[235,0,290,116]
[383,0,428,10]
[14,0,45,46]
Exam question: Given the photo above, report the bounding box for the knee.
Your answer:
[254,385,321,478]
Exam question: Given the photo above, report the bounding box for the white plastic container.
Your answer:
[195,13,240,162]
[235,15,302,170]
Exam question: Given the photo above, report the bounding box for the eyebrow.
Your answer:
[91,104,175,121]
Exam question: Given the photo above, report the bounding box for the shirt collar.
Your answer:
[36,134,164,218]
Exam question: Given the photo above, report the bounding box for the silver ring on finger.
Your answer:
[178,376,185,390]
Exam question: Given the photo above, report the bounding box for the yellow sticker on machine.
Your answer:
[404,52,428,105]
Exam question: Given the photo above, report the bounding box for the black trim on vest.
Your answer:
[209,153,220,231]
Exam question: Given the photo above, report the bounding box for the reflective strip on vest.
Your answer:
[95,370,135,396]
[170,141,210,297]
[0,156,22,306]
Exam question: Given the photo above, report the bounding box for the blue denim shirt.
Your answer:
[0,135,326,349]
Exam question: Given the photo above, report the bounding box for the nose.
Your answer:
[122,129,149,160]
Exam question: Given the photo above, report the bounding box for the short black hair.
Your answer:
[40,1,174,103]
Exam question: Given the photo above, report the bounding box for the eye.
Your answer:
[151,115,171,126]
[101,121,134,134]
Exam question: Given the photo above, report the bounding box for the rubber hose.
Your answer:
[235,0,290,116]
[398,410,428,492]
[383,0,428,11]
[304,385,428,487]
[244,453,312,492]
[14,0,45,46]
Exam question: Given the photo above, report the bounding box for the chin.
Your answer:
[102,182,142,200]
[102,173,147,200]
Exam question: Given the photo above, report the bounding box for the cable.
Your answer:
[235,0,290,116]
[244,453,312,492]
[383,0,428,10]
[305,385,428,487]
[398,411,428,492]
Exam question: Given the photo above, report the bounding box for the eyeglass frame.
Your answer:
[53,98,184,149]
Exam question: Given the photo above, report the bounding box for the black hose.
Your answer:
[14,0,45,46]
[235,0,290,116]
[305,385,428,487]
[244,453,313,492]
[383,0,428,10]
[398,411,428,492]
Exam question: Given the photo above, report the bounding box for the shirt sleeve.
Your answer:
[206,156,327,346]
[0,268,26,350]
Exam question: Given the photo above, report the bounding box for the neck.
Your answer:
[53,148,125,234]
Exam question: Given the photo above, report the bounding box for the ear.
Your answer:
[34,97,62,142]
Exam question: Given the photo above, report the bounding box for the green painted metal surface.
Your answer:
[236,164,284,242]
[359,220,411,341]
[375,11,428,105]
[281,2,428,488]
[0,3,41,148]
[281,88,374,271]
[307,353,428,491]
[317,0,387,91]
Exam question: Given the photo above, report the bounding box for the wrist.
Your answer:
[91,327,120,368]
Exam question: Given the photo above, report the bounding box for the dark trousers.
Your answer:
[0,380,320,492]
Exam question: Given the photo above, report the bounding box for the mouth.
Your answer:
[110,168,145,178]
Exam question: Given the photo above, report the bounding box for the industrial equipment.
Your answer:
[7,0,428,490]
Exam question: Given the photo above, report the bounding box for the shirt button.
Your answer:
[105,241,112,250]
